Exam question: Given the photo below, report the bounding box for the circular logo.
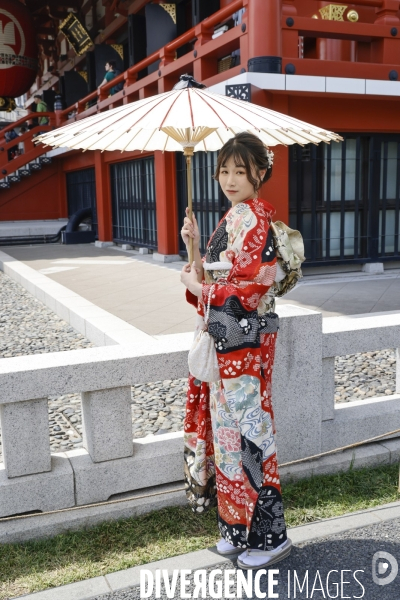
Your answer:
[372,551,399,586]
[0,8,26,69]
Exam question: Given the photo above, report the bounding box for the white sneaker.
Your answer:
[216,538,242,556]
[237,538,292,570]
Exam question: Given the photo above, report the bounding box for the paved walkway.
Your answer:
[2,244,400,336]
[15,501,400,599]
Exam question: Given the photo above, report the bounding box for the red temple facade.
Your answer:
[1,0,400,266]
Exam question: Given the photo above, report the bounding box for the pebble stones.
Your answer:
[0,271,94,358]
[131,379,187,438]
[335,349,397,403]
[47,395,84,454]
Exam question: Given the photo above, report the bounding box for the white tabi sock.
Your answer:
[217,538,237,552]
[238,539,289,567]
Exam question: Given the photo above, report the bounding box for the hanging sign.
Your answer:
[59,14,92,55]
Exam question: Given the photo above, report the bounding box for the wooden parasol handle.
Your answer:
[184,147,194,264]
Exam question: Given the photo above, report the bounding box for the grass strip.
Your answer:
[0,463,399,599]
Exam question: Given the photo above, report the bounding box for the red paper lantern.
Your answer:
[0,0,38,98]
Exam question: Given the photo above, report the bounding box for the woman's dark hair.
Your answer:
[107,60,117,70]
[214,132,273,190]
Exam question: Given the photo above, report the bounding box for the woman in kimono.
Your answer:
[180,132,291,570]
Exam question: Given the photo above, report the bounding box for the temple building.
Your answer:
[1,0,400,267]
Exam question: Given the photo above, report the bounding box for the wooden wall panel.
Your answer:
[0,164,67,221]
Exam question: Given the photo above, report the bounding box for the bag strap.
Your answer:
[204,284,215,326]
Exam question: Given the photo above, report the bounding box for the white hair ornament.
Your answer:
[267,148,274,168]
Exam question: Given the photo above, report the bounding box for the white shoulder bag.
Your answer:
[188,284,220,383]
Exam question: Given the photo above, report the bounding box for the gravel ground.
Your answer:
[0,271,95,357]
[335,349,397,403]
[91,518,400,599]
[0,269,398,461]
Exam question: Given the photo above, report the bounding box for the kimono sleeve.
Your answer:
[185,288,198,309]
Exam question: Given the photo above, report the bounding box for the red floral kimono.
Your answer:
[183,198,288,551]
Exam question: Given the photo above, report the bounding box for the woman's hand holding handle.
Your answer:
[181,207,200,249]
[180,262,202,297]
[181,208,203,285]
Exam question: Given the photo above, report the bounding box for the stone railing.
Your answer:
[1,305,400,520]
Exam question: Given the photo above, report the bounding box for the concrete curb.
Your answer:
[14,500,400,599]
[0,249,152,346]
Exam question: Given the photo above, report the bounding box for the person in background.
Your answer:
[33,95,49,126]
[99,61,116,92]
[4,128,19,160]
[18,126,28,155]
[99,61,123,96]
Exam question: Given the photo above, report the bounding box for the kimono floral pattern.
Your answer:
[183,198,288,550]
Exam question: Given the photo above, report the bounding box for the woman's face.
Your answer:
[218,156,265,207]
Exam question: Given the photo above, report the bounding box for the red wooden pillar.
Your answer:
[248,0,282,73]
[374,0,400,25]
[372,1,400,65]
[154,151,179,255]
[282,0,298,59]
[94,151,113,241]
[157,48,176,94]
[264,145,289,224]
[193,22,215,82]
[260,94,289,223]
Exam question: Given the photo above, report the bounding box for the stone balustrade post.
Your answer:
[396,348,400,394]
[0,398,51,478]
[272,305,323,464]
[81,386,134,463]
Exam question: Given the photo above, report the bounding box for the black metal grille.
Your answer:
[66,167,98,235]
[225,84,251,101]
[110,157,157,248]
[289,134,400,265]
[378,138,400,258]
[177,151,227,255]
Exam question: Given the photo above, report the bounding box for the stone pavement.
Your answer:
[15,501,400,600]
[2,243,400,336]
